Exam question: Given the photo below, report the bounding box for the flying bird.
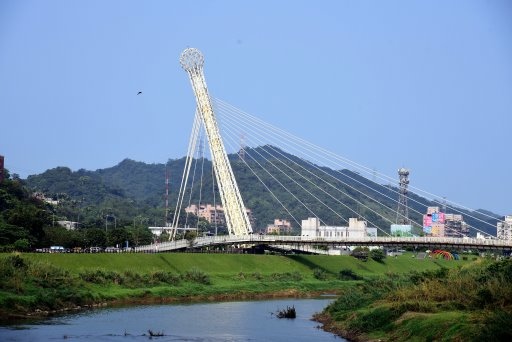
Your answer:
[137,91,142,95]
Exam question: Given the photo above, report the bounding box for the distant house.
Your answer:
[497,215,512,241]
[266,219,292,235]
[32,192,60,205]
[57,220,78,230]
[185,204,254,226]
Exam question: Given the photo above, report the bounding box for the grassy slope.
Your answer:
[22,252,469,277]
[23,253,310,275]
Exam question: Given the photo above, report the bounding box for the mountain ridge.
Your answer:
[24,146,500,236]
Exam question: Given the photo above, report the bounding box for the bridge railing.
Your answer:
[134,234,512,252]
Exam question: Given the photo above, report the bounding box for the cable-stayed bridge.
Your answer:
[138,48,510,253]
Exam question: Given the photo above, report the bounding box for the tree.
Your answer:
[13,238,30,251]
[0,221,30,246]
[197,218,211,234]
[184,230,197,248]
[84,228,106,247]
[43,226,73,247]
[351,247,369,261]
[128,226,153,246]
[159,231,170,242]
[107,228,130,247]
[369,248,386,263]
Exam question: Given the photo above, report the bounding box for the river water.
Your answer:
[0,298,345,341]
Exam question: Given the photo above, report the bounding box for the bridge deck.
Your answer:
[135,235,512,253]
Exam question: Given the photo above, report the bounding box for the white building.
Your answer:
[57,220,78,230]
[391,224,413,237]
[301,217,377,238]
[497,215,512,240]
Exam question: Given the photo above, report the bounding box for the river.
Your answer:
[0,298,345,341]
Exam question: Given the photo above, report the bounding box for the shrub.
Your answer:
[347,305,405,333]
[80,269,108,284]
[80,269,123,285]
[150,271,180,285]
[338,268,362,281]
[13,239,30,252]
[4,254,27,270]
[351,247,369,261]
[184,268,211,285]
[123,270,144,287]
[0,255,27,291]
[313,268,328,280]
[270,272,302,282]
[30,261,73,288]
[369,249,386,263]
[326,286,375,316]
[475,309,512,341]
[251,272,263,280]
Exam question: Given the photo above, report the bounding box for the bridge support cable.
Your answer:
[216,110,402,229]
[222,142,303,229]
[214,98,498,236]
[183,126,206,232]
[171,109,201,239]
[211,162,219,236]
[220,118,352,225]
[232,136,395,235]
[218,105,492,238]
[214,99,421,222]
[180,48,252,236]
[218,122,328,228]
[219,109,394,236]
[214,98,397,183]
[215,99,427,223]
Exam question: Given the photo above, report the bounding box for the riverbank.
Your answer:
[314,257,512,341]
[0,252,474,325]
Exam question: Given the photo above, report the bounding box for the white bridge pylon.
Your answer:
[177,48,252,237]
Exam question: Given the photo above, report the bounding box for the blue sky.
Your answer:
[1,1,511,215]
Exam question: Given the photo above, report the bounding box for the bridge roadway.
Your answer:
[134,235,512,253]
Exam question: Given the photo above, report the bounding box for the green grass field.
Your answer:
[21,252,471,278]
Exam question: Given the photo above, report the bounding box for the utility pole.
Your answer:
[396,168,410,225]
[165,165,169,227]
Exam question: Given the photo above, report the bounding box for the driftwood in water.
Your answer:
[276,305,296,319]
[148,329,164,337]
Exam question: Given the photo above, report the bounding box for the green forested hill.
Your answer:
[23,146,499,235]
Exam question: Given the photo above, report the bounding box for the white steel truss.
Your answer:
[179,48,252,236]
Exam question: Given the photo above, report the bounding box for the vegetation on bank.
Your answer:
[0,171,49,251]
[0,252,468,321]
[315,257,512,341]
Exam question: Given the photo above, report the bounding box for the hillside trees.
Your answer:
[0,173,50,250]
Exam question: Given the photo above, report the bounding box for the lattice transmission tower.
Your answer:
[179,48,252,236]
[396,168,410,225]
